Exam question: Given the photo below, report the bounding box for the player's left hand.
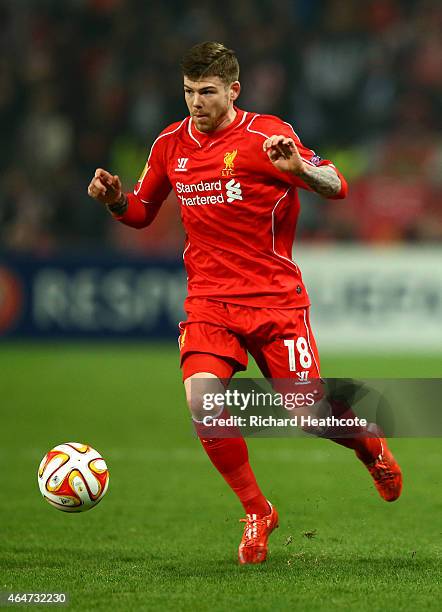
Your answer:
[263,135,305,175]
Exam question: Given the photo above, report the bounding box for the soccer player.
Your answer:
[87,42,402,565]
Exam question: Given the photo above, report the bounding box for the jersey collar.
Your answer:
[188,107,245,147]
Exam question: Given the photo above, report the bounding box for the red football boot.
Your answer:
[360,435,402,502]
[238,501,279,565]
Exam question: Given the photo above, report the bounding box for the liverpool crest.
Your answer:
[221,150,238,177]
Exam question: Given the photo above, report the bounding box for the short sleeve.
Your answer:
[251,115,347,197]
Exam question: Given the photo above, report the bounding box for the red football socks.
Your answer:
[198,433,270,517]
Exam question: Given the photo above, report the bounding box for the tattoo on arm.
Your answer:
[298,164,341,198]
[107,193,128,216]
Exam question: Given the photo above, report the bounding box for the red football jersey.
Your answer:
[113,108,348,308]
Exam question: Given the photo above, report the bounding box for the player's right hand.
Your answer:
[87,169,123,205]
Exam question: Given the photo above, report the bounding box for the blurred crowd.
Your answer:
[0,0,441,255]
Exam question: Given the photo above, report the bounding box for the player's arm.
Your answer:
[87,142,171,228]
[87,169,127,211]
[263,135,347,199]
[296,163,342,198]
[87,168,167,229]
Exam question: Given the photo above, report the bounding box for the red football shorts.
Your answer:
[179,297,320,382]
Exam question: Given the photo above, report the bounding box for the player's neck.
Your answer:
[212,107,237,132]
[194,106,237,135]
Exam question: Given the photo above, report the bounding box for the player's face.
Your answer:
[184,76,240,133]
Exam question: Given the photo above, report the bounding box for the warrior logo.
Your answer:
[296,371,309,382]
[221,150,237,177]
[175,158,189,172]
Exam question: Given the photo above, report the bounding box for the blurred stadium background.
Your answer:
[0,0,441,353]
[1,2,441,609]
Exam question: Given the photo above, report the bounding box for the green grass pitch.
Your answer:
[1,344,441,611]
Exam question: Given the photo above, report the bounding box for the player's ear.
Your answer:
[229,81,240,101]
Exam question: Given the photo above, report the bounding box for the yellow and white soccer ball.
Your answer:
[38,443,109,512]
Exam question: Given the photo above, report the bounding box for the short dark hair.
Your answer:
[181,41,240,85]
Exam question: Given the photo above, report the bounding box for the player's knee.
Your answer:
[184,373,224,422]
[186,389,222,422]
[186,389,209,421]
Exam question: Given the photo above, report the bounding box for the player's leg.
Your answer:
[183,354,278,564]
[249,306,402,501]
[179,301,279,563]
[183,354,270,517]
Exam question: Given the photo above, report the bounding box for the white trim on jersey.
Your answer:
[247,115,316,166]
[246,114,270,139]
[134,118,187,196]
[282,120,301,141]
[271,187,300,275]
[182,241,191,281]
[303,308,320,376]
[303,159,337,170]
[188,111,248,145]
[247,115,328,169]
[237,110,248,127]
[187,118,202,147]
[247,115,304,277]
[182,241,190,260]
[282,120,337,172]
[282,120,318,166]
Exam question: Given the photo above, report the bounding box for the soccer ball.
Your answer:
[38,442,109,512]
